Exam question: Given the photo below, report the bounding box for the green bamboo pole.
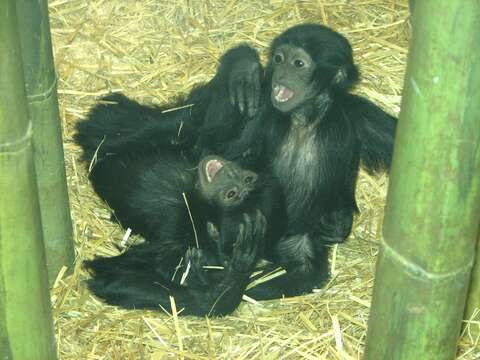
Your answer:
[364,1,480,359]
[464,231,480,337]
[0,275,13,359]
[15,0,75,285]
[0,1,57,359]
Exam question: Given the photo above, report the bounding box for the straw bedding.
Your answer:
[47,0,479,358]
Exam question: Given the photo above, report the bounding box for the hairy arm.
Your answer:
[190,45,266,159]
[75,93,199,161]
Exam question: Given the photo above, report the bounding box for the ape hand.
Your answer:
[228,55,262,118]
[230,210,266,274]
[183,248,217,288]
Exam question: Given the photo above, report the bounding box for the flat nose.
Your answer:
[249,174,258,184]
[240,187,251,199]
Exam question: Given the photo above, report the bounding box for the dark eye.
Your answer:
[273,54,284,64]
[294,59,305,68]
[226,190,237,199]
[244,176,254,183]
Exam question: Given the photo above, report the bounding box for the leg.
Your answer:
[74,93,198,161]
[86,212,265,316]
[316,208,354,244]
[84,241,186,281]
[246,233,331,300]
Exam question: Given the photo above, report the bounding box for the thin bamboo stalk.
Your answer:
[15,0,75,285]
[0,1,57,359]
[364,1,480,359]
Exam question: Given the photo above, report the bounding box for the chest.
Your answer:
[272,121,322,217]
[274,114,323,176]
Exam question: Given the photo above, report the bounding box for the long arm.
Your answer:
[191,45,266,158]
[75,45,265,163]
[344,94,397,172]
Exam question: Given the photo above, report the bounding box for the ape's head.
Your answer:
[268,24,359,113]
[197,156,258,210]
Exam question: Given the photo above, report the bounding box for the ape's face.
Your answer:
[270,45,317,113]
[197,156,258,210]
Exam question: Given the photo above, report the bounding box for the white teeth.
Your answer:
[205,159,223,182]
[273,84,294,103]
[278,87,287,102]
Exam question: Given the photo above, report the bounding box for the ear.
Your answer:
[333,63,359,92]
[332,68,347,85]
[206,222,220,242]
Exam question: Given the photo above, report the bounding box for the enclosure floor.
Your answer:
[48,0,479,358]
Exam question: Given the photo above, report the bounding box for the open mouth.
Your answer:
[205,159,224,182]
[272,83,295,103]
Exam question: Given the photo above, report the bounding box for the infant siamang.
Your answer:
[77,122,284,315]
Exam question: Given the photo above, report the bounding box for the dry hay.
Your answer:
[47,0,479,359]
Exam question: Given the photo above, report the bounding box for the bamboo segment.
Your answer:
[0,275,13,360]
[465,231,480,337]
[364,1,480,359]
[15,0,75,285]
[0,1,57,359]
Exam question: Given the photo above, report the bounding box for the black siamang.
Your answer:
[77,119,285,315]
[76,24,396,301]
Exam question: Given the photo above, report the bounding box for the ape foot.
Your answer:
[317,209,354,244]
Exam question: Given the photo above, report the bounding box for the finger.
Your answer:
[243,213,253,237]
[255,209,265,222]
[189,248,200,265]
[235,223,245,247]
[185,248,192,260]
[242,213,255,251]
[245,72,254,118]
[247,71,259,118]
[253,68,261,116]
[190,252,201,272]
[237,79,245,114]
[207,222,220,242]
[192,256,208,286]
[228,77,236,107]
[255,209,267,237]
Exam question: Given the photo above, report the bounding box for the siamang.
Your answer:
[76,24,396,300]
[76,116,285,315]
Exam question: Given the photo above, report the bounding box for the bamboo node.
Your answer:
[380,237,475,283]
[0,121,33,154]
[26,75,58,103]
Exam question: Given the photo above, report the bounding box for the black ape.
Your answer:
[221,25,396,298]
[75,24,396,300]
[76,120,285,315]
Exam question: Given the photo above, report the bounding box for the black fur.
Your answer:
[84,213,268,316]
[75,24,396,302]
[77,141,285,315]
